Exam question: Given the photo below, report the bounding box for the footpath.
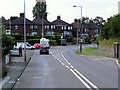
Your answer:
[0,50,34,90]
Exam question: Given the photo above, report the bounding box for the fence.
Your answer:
[114,42,120,59]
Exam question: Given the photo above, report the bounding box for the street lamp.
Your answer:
[24,0,26,61]
[73,5,82,24]
[73,5,83,53]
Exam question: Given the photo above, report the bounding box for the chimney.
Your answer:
[20,13,24,18]
[57,16,61,20]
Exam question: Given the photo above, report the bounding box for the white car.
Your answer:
[14,42,34,50]
[10,48,20,56]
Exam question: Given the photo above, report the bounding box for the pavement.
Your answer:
[0,50,34,90]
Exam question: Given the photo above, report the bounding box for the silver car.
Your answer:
[10,48,20,56]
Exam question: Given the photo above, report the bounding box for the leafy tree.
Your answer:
[101,14,120,39]
[1,21,14,67]
[32,2,47,19]
[10,16,18,21]
[82,17,89,24]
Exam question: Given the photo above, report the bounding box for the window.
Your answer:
[45,25,47,29]
[51,25,53,29]
[54,26,55,29]
[64,26,66,30]
[68,26,70,30]
[30,25,33,29]
[47,25,49,29]
[34,25,38,29]
[62,26,64,30]
[15,25,17,29]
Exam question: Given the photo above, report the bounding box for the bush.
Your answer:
[27,39,40,45]
[84,36,91,44]
[2,66,9,78]
[49,40,57,46]
[65,37,73,42]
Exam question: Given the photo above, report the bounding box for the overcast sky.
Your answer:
[0,0,119,23]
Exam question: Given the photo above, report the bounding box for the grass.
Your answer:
[76,47,106,56]
[76,47,120,64]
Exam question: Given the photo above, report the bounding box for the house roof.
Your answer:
[33,17,51,25]
[51,16,70,26]
[71,20,98,29]
[84,22,99,29]
[71,22,81,28]
[11,13,33,25]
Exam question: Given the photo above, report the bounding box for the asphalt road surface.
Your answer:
[13,45,119,89]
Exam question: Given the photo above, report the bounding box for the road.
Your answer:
[13,45,119,89]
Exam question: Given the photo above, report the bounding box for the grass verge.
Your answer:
[76,47,120,64]
[76,47,107,56]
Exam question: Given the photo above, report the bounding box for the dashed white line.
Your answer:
[70,65,74,69]
[51,49,99,90]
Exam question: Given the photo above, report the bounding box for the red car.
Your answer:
[33,43,40,49]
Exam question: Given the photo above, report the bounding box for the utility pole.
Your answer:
[24,0,26,62]
[73,5,83,53]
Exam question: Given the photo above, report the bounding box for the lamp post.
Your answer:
[24,0,26,61]
[73,5,83,53]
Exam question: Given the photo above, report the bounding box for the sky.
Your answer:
[0,0,119,23]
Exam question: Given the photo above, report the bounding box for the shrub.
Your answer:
[2,66,9,78]
[49,40,57,46]
[27,39,40,45]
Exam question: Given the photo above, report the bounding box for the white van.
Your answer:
[39,38,49,54]
[14,42,34,50]
[40,38,49,48]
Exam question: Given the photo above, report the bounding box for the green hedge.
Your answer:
[27,39,40,45]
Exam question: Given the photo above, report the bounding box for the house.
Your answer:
[11,13,34,36]
[33,17,51,36]
[8,13,99,38]
[71,19,81,37]
[71,19,99,38]
[83,20,99,37]
[51,16,72,37]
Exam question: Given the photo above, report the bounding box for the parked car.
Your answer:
[14,42,34,50]
[34,43,40,49]
[10,48,20,56]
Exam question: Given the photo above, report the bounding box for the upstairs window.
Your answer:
[47,25,49,29]
[15,25,18,30]
[34,25,38,29]
[30,25,33,29]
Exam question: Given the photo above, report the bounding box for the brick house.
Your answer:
[51,16,72,37]
[33,17,51,36]
[71,19,99,37]
[9,13,98,38]
[11,13,34,36]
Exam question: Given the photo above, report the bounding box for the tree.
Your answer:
[32,2,47,19]
[101,14,120,39]
[10,16,18,21]
[82,17,89,24]
[1,21,14,67]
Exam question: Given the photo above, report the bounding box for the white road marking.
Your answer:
[62,63,65,66]
[51,48,99,90]
[65,66,70,69]
[70,69,91,89]
[68,63,71,65]
[70,65,74,69]
[74,69,99,89]
[61,50,99,90]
